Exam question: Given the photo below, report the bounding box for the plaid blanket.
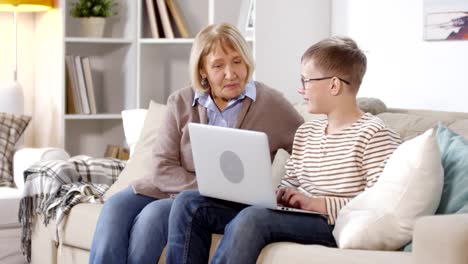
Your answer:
[18,155,125,262]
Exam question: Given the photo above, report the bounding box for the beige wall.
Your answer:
[0,11,62,148]
[332,0,468,112]
[0,12,36,147]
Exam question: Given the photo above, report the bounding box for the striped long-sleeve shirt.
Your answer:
[280,113,402,225]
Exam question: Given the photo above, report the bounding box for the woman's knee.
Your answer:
[99,187,152,227]
[137,199,173,226]
[99,196,127,220]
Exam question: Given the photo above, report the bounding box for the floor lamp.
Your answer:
[0,0,53,114]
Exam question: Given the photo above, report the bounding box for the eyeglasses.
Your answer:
[300,76,350,89]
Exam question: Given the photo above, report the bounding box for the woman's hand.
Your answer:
[276,187,326,213]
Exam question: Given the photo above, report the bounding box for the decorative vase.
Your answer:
[79,17,106,38]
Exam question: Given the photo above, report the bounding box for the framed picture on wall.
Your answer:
[424,0,468,40]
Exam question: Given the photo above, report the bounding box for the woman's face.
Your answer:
[201,44,248,110]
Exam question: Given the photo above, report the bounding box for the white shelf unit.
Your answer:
[61,0,255,157]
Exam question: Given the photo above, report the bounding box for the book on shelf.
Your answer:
[156,0,174,38]
[81,57,97,114]
[104,145,120,159]
[165,0,190,38]
[65,73,76,114]
[145,0,160,38]
[65,59,77,114]
[117,147,129,160]
[65,55,83,114]
[74,55,91,114]
[65,55,99,115]
[104,145,130,160]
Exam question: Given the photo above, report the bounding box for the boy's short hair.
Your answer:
[189,23,254,93]
[301,36,367,90]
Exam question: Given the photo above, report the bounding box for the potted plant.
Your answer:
[69,0,117,38]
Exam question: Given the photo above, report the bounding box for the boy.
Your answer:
[165,36,402,264]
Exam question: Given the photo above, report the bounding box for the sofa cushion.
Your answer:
[61,203,103,250]
[0,112,31,187]
[435,125,468,215]
[104,101,166,200]
[60,204,412,264]
[333,128,444,250]
[60,219,411,264]
[257,242,410,264]
[404,124,468,251]
[377,112,446,141]
[447,119,468,139]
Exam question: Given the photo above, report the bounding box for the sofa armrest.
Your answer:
[13,147,70,190]
[412,214,468,264]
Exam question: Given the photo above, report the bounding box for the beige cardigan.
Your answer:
[131,82,304,199]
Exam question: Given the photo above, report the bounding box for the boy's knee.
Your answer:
[231,206,270,229]
[175,189,200,201]
[172,189,205,214]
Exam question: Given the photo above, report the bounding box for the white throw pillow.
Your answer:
[103,101,167,200]
[271,148,290,187]
[122,109,148,157]
[333,128,443,250]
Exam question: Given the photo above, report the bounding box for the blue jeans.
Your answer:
[89,186,173,264]
[165,190,336,264]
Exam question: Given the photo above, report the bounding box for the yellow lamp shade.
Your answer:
[0,0,53,12]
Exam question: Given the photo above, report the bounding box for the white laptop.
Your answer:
[188,123,326,216]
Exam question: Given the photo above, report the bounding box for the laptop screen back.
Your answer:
[188,123,277,209]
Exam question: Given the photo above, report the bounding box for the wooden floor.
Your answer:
[0,228,26,264]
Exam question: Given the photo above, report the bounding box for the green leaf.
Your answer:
[69,0,117,18]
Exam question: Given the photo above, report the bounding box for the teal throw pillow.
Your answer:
[435,124,468,215]
[402,124,468,252]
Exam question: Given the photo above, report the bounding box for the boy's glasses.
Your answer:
[301,76,350,89]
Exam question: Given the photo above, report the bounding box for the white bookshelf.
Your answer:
[58,0,255,157]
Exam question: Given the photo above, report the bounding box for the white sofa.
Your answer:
[0,82,70,264]
[1,148,70,264]
[28,102,468,264]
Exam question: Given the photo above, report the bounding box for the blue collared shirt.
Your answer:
[192,80,256,128]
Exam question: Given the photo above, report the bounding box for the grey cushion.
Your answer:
[357,97,387,115]
[377,113,442,141]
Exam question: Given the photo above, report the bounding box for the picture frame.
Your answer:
[424,0,468,41]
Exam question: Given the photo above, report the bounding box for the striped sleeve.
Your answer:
[324,127,401,224]
[325,196,351,223]
[279,156,300,188]
[279,122,314,189]
[362,128,401,188]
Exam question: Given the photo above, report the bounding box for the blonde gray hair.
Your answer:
[189,23,254,93]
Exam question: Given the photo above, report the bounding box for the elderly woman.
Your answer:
[88,22,303,264]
